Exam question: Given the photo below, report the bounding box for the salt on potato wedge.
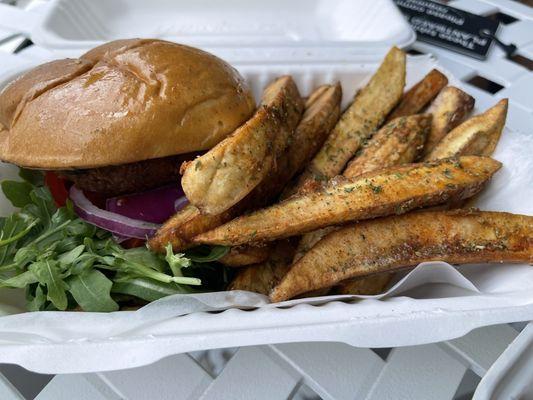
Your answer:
[181,76,304,215]
[295,47,406,188]
[338,98,504,296]
[425,99,508,160]
[386,69,448,121]
[228,241,295,294]
[219,244,272,267]
[343,114,431,178]
[149,84,341,252]
[194,156,502,246]
[294,114,431,264]
[422,86,475,157]
[270,210,533,301]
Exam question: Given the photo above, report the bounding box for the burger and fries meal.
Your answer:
[0,39,530,312]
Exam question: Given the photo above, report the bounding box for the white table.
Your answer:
[0,0,532,398]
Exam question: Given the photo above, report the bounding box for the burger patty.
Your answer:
[60,153,200,196]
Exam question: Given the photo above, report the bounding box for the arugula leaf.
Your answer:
[26,285,47,311]
[26,187,55,228]
[0,178,228,312]
[66,270,119,312]
[112,277,194,302]
[165,244,191,277]
[0,270,38,288]
[185,245,229,263]
[0,214,38,266]
[58,245,85,269]
[1,181,34,208]
[18,169,44,186]
[29,260,68,310]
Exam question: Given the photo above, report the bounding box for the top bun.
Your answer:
[0,39,255,169]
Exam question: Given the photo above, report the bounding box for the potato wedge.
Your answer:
[335,274,394,295]
[219,244,272,267]
[270,210,533,301]
[338,98,501,295]
[148,204,237,252]
[149,84,340,252]
[422,86,475,157]
[343,114,431,178]
[294,114,431,264]
[423,86,476,156]
[295,47,406,187]
[181,76,304,215]
[194,156,501,246]
[252,83,342,201]
[228,241,295,294]
[425,99,508,160]
[386,69,448,121]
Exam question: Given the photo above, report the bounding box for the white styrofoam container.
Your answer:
[0,0,415,62]
[0,53,531,374]
[0,0,532,375]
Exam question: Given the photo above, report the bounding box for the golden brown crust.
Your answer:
[335,273,395,295]
[296,47,406,185]
[426,99,508,160]
[270,210,533,301]
[0,39,255,169]
[148,204,237,252]
[228,241,295,294]
[219,244,272,267]
[150,84,339,252]
[343,114,431,178]
[386,69,448,121]
[422,86,475,157]
[194,156,501,246]
[181,76,304,215]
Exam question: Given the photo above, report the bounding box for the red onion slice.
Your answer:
[106,185,185,224]
[70,186,160,239]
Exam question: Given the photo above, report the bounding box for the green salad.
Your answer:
[0,170,230,312]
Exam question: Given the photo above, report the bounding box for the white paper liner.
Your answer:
[0,55,531,373]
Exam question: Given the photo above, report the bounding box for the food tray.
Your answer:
[0,53,532,374]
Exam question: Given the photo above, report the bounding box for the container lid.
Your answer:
[2,0,415,63]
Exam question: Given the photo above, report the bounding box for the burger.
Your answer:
[0,38,255,195]
[0,39,256,311]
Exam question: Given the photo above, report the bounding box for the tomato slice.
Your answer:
[44,172,69,207]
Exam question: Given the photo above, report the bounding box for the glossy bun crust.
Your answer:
[0,39,255,169]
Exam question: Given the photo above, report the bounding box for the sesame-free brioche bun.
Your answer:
[0,39,255,169]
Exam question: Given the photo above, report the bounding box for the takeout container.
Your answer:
[0,0,532,374]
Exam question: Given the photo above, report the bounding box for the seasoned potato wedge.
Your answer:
[293,226,337,263]
[228,241,295,294]
[426,99,508,160]
[338,98,503,295]
[148,204,238,252]
[194,156,501,246]
[295,47,406,187]
[286,83,342,180]
[219,244,272,267]
[386,69,448,121]
[150,84,340,252]
[254,83,342,200]
[422,86,475,157]
[343,114,431,178]
[270,210,533,301]
[335,274,395,295]
[295,114,431,265]
[181,76,304,215]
